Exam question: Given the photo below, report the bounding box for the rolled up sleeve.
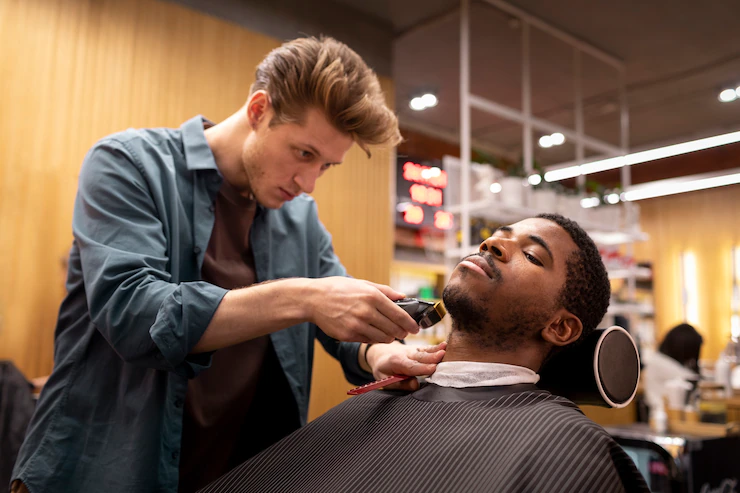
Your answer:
[75,139,226,378]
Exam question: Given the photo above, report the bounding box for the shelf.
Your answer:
[444,199,648,246]
[391,259,448,276]
[608,302,654,316]
[606,267,652,281]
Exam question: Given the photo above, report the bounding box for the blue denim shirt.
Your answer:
[12,116,372,493]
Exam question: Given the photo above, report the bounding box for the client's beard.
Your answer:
[442,284,552,352]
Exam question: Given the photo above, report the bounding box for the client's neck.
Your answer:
[442,330,544,372]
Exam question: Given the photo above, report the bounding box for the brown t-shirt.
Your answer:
[178,181,298,492]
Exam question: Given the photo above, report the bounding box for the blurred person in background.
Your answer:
[641,323,703,426]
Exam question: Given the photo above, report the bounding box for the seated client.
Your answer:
[200,213,649,493]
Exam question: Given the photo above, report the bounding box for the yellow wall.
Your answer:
[0,0,394,419]
[634,184,740,361]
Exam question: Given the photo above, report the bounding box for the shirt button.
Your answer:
[209,204,215,212]
[172,451,179,461]
[174,399,183,408]
[193,246,201,254]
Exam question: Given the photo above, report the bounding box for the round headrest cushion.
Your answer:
[597,329,640,405]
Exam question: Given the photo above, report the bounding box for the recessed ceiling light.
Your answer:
[580,197,600,208]
[490,182,502,193]
[421,93,438,108]
[409,97,426,111]
[527,174,542,186]
[550,133,565,145]
[538,135,553,148]
[719,88,737,103]
[606,193,620,204]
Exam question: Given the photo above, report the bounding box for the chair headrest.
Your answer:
[538,326,640,408]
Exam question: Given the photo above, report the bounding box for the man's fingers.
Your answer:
[360,324,396,344]
[383,377,419,392]
[365,309,409,341]
[363,281,406,301]
[403,362,439,376]
[412,349,446,365]
[416,341,447,353]
[374,297,419,334]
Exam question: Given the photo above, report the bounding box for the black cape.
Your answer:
[199,384,649,493]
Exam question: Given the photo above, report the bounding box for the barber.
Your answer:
[11,36,445,493]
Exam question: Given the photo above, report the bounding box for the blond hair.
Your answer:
[250,36,402,156]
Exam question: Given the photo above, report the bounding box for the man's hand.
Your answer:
[365,341,447,391]
[307,277,419,343]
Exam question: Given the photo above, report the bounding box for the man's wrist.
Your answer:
[269,277,314,321]
[359,343,373,373]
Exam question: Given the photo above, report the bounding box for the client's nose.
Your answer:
[479,236,511,263]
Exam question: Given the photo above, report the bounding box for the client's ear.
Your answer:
[541,308,583,347]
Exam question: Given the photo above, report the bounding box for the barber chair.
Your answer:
[539,325,640,408]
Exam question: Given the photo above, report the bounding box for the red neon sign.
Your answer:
[403,162,448,189]
[403,205,424,225]
[409,184,443,207]
[434,211,454,230]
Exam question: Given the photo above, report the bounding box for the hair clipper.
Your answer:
[394,298,446,329]
[346,298,447,396]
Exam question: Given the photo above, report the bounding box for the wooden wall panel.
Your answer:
[0,0,396,421]
[634,185,740,361]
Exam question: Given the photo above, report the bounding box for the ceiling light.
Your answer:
[605,193,620,205]
[622,171,740,202]
[545,130,740,182]
[409,97,426,111]
[421,93,438,108]
[538,135,553,148]
[580,197,600,208]
[527,174,542,186]
[550,132,565,145]
[490,182,502,193]
[719,89,738,103]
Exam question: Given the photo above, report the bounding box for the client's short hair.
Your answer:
[537,213,610,341]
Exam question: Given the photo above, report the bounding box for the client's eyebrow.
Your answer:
[529,235,554,263]
[493,226,554,263]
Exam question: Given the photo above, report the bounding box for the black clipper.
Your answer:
[394,298,447,329]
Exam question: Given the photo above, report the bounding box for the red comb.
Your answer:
[347,375,412,395]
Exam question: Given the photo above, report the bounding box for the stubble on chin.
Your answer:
[442,281,550,351]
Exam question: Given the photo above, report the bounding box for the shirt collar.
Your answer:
[181,115,219,172]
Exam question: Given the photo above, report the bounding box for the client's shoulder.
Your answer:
[522,391,616,437]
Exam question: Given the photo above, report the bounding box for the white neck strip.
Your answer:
[427,361,540,388]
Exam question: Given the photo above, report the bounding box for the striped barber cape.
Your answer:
[199,384,649,493]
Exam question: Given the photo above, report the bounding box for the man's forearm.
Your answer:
[191,278,312,353]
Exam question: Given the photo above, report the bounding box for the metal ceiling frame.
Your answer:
[458,0,631,252]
